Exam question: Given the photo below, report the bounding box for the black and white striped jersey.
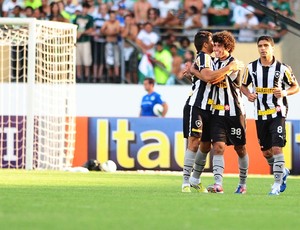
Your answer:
[212,56,245,116]
[187,51,215,111]
[242,58,296,120]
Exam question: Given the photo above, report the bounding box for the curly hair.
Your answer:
[212,31,236,53]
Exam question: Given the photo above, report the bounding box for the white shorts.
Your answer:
[76,41,92,66]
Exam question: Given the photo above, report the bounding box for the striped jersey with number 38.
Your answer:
[242,58,296,120]
[212,56,245,116]
[188,51,215,111]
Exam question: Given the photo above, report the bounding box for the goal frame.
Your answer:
[0,18,77,170]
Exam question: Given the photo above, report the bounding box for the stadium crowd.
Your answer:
[0,0,297,83]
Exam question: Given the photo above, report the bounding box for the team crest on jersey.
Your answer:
[252,71,257,76]
[224,105,230,111]
[195,120,202,128]
[276,106,281,112]
[275,71,280,78]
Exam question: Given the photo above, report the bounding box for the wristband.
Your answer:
[282,90,287,97]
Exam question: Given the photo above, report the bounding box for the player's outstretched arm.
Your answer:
[190,60,244,82]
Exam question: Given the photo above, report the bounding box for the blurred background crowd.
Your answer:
[0,0,298,84]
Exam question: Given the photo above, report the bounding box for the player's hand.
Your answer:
[182,62,192,77]
[229,60,244,71]
[210,75,225,84]
[247,93,257,102]
[273,88,287,98]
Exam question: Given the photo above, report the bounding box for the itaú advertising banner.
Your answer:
[88,117,186,171]
[77,117,300,175]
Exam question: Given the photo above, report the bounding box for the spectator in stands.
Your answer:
[201,0,212,27]
[207,0,231,28]
[74,3,94,82]
[86,0,96,16]
[39,0,50,16]
[122,0,136,11]
[33,5,46,19]
[272,0,295,19]
[258,7,288,43]
[177,36,192,58]
[121,12,139,84]
[184,0,203,12]
[11,5,22,17]
[152,41,173,85]
[157,0,180,19]
[101,9,122,83]
[147,7,163,34]
[64,0,78,17]
[254,0,268,22]
[133,0,152,24]
[148,0,158,9]
[183,5,202,41]
[24,6,34,17]
[169,44,183,84]
[57,1,73,21]
[91,2,109,83]
[2,0,24,17]
[230,0,246,26]
[177,49,195,84]
[0,0,3,16]
[48,1,68,22]
[136,22,160,57]
[163,33,177,52]
[234,5,259,42]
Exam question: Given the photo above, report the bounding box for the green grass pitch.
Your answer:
[0,170,299,230]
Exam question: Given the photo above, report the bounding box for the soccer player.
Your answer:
[241,35,299,195]
[140,77,168,117]
[205,31,249,194]
[181,31,243,193]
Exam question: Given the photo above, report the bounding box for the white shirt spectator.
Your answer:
[157,0,180,18]
[235,6,259,42]
[148,0,159,8]
[2,0,23,17]
[137,28,159,56]
[201,0,211,27]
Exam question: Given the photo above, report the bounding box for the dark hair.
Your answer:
[194,31,212,52]
[144,77,155,85]
[82,2,90,8]
[189,6,198,14]
[257,35,275,46]
[156,41,163,46]
[179,36,190,46]
[169,44,178,50]
[143,21,153,27]
[212,31,236,53]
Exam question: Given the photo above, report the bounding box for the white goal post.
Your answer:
[0,18,77,170]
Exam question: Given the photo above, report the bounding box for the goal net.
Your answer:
[0,18,77,170]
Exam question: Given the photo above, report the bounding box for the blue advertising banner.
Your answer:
[88,117,186,171]
[87,117,300,174]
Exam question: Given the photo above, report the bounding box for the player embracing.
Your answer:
[206,31,249,194]
[181,31,243,192]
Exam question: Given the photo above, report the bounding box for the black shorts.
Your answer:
[255,116,286,151]
[183,104,212,142]
[211,114,246,146]
[92,42,106,65]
